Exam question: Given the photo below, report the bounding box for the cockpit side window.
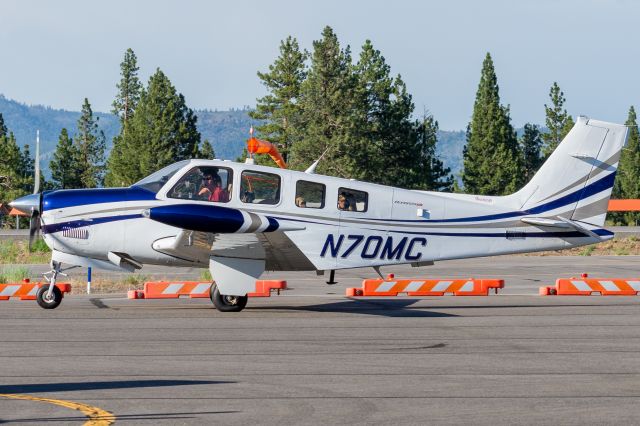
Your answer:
[240,170,281,205]
[337,187,368,212]
[168,166,233,203]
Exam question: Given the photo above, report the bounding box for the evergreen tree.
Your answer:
[0,131,24,202]
[123,69,201,183]
[612,106,640,225]
[542,82,574,157]
[249,36,307,163]
[50,128,82,189]
[111,48,142,123]
[290,26,356,175]
[74,98,106,188]
[199,139,215,159]
[106,48,143,187]
[519,123,543,182]
[416,114,454,191]
[461,53,521,195]
[0,113,7,138]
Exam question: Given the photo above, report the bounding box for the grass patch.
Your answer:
[0,266,30,283]
[200,269,212,281]
[579,245,595,256]
[0,239,51,264]
[122,274,149,287]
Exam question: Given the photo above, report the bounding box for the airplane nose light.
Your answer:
[9,193,40,215]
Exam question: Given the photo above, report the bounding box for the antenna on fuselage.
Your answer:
[304,147,330,174]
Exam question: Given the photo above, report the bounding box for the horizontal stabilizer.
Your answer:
[521,216,603,239]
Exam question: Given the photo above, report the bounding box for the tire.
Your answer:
[209,283,248,312]
[36,285,63,309]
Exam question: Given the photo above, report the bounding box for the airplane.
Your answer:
[10,116,628,311]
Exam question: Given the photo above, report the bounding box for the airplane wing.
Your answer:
[152,228,315,271]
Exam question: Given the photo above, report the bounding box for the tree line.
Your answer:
[0,26,638,225]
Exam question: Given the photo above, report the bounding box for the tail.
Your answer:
[507,116,628,227]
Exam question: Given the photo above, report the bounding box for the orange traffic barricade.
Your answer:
[347,277,504,297]
[128,280,287,299]
[540,274,640,296]
[0,280,72,301]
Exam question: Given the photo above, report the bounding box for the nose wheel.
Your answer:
[209,283,248,312]
[36,285,62,309]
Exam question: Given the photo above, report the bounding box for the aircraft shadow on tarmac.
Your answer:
[251,299,459,317]
[0,379,232,394]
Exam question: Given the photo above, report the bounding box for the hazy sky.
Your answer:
[1,0,638,130]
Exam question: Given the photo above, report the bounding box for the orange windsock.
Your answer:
[246,137,287,169]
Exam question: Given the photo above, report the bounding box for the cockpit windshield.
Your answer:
[132,160,191,193]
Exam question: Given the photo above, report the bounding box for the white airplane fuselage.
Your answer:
[15,116,626,303]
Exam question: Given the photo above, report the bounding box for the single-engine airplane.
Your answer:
[10,117,628,311]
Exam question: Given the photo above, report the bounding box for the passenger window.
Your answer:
[295,180,325,209]
[240,170,281,205]
[337,188,368,212]
[168,166,233,203]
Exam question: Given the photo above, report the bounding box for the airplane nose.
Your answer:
[9,193,40,215]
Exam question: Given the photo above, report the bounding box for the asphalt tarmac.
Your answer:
[2,256,640,425]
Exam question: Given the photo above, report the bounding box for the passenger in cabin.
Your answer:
[338,194,350,210]
[296,197,306,208]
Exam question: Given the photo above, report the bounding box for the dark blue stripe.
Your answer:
[265,217,279,232]
[43,214,142,234]
[528,171,616,215]
[147,204,245,233]
[43,187,157,210]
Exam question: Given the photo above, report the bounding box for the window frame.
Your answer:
[337,187,369,213]
[239,170,282,205]
[295,180,326,209]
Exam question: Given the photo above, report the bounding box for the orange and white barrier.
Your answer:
[0,280,72,301]
[540,274,640,296]
[347,277,504,297]
[128,280,287,299]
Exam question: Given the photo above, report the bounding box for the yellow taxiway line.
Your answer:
[0,393,115,425]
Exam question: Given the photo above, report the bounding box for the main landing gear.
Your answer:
[209,282,248,312]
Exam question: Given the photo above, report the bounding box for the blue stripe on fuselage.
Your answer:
[42,214,143,235]
[43,186,157,211]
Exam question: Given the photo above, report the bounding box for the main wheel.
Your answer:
[209,283,248,312]
[36,285,63,309]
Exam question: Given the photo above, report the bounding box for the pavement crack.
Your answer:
[89,298,115,309]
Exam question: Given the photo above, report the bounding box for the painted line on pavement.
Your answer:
[0,393,115,425]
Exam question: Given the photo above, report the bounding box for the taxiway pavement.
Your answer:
[2,256,640,424]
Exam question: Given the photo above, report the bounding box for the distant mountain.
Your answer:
[0,94,469,179]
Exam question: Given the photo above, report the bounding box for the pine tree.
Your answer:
[416,114,453,191]
[519,123,543,182]
[0,131,26,202]
[290,26,356,175]
[74,98,106,188]
[50,128,82,189]
[250,36,307,163]
[199,139,215,159]
[542,82,574,158]
[106,48,143,187]
[612,106,640,225]
[124,69,201,183]
[461,53,521,195]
